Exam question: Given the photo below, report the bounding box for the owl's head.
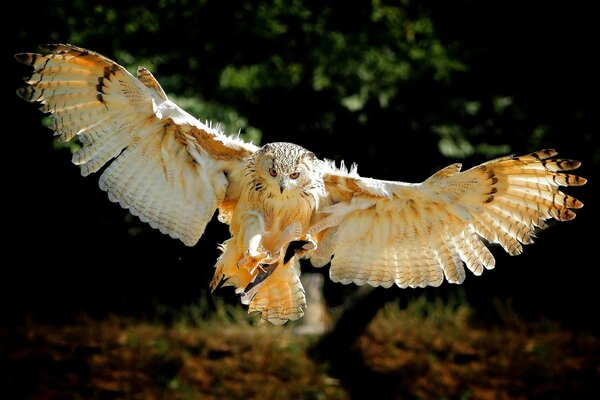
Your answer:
[250,142,321,196]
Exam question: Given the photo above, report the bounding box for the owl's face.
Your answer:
[250,142,320,197]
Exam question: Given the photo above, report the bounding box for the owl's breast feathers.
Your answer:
[210,167,320,324]
[239,169,317,252]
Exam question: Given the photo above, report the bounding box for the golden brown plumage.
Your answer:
[16,44,587,324]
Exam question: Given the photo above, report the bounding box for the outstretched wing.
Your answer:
[16,44,258,246]
[311,150,586,288]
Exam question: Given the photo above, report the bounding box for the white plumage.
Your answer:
[16,44,586,324]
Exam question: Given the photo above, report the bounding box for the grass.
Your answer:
[358,295,599,399]
[1,294,599,399]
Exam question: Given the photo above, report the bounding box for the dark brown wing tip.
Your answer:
[532,149,558,160]
[15,44,68,65]
[553,209,577,221]
[562,194,584,209]
[14,53,35,65]
[19,44,96,63]
[568,175,587,186]
[16,87,34,101]
[39,43,85,54]
[38,43,65,53]
[557,159,581,171]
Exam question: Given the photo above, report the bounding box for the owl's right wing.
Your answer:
[16,44,258,246]
[310,150,585,288]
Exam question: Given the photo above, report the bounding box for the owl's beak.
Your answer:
[279,177,290,193]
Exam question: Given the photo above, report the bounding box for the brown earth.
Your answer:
[1,305,599,399]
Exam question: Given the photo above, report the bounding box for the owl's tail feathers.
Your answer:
[211,240,306,325]
[243,258,306,325]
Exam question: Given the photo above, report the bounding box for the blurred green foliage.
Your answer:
[15,0,598,168]
[18,0,574,160]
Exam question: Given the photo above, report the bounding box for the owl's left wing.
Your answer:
[16,44,258,246]
[310,150,586,288]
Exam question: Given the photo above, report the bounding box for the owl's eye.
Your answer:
[269,168,278,177]
[289,172,300,179]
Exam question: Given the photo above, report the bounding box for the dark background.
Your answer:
[4,0,597,329]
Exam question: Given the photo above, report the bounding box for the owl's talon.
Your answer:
[249,263,267,276]
[298,234,317,251]
[238,248,280,270]
[289,234,317,259]
[262,250,280,265]
[302,240,317,251]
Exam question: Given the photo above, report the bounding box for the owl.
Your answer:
[16,44,586,324]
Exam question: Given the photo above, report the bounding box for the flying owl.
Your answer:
[16,44,586,325]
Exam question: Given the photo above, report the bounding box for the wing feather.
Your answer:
[315,150,585,288]
[16,44,258,246]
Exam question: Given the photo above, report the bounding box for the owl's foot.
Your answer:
[238,249,279,271]
[291,233,317,258]
[298,233,317,250]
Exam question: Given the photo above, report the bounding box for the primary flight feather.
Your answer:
[16,44,586,324]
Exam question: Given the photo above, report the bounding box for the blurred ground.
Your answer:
[2,300,598,399]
